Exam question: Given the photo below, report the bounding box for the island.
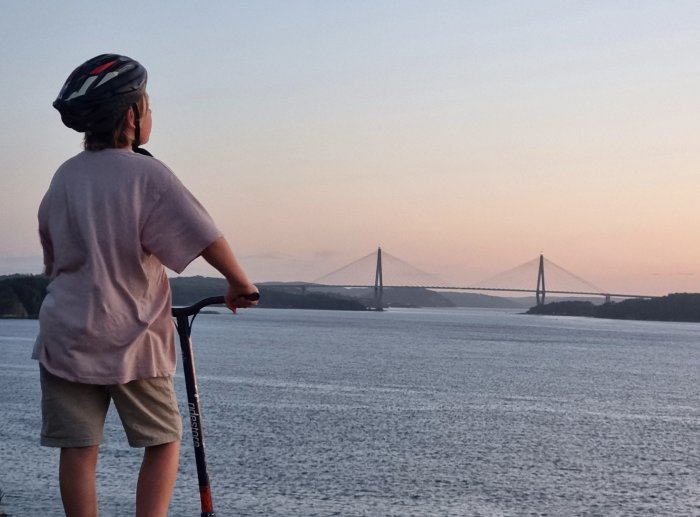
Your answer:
[526,293,700,323]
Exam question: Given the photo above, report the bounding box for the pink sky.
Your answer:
[1,2,699,297]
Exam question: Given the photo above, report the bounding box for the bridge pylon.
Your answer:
[373,246,384,311]
[536,254,546,306]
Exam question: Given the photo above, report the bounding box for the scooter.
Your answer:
[172,293,259,517]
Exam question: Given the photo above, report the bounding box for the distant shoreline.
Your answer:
[4,273,695,321]
[526,293,700,323]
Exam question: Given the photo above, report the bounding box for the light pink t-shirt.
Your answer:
[33,149,223,384]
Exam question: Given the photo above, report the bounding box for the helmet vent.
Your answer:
[95,71,120,88]
[65,75,97,101]
[90,59,118,75]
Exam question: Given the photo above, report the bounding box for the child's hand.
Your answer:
[224,284,259,313]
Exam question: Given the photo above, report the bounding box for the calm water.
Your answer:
[1,308,699,516]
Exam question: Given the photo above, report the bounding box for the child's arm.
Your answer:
[200,237,258,312]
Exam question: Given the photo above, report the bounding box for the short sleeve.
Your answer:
[141,173,223,273]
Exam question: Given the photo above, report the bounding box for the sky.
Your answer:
[1,1,699,296]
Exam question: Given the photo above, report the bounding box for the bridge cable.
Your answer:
[543,257,605,293]
[312,250,377,284]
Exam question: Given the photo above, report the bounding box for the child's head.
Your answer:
[53,54,150,150]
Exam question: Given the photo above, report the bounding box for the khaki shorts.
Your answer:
[40,365,182,448]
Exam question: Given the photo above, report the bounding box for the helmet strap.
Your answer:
[131,103,141,150]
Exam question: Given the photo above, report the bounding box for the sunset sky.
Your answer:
[1,1,699,296]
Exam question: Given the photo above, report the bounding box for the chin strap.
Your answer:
[133,147,153,157]
[130,103,153,156]
[131,103,141,151]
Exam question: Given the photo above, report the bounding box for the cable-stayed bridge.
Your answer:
[268,247,656,310]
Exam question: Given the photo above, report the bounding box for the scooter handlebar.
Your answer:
[171,293,260,317]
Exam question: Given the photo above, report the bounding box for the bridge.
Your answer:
[267,247,656,310]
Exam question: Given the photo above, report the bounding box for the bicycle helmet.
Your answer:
[53,54,147,135]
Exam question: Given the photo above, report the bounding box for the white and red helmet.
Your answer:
[53,54,147,134]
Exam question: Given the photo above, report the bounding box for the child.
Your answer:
[34,54,258,517]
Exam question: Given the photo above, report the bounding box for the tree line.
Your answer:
[527,293,700,323]
[0,274,367,318]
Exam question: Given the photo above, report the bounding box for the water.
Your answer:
[1,308,699,516]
